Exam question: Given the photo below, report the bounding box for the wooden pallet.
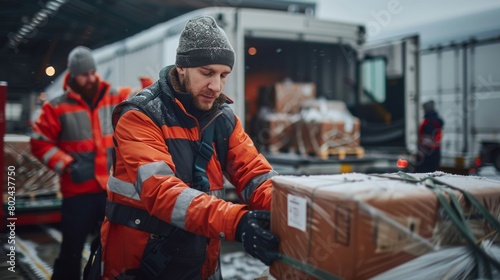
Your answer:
[317,146,365,160]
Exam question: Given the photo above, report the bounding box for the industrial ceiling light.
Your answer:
[7,0,69,50]
[45,66,56,77]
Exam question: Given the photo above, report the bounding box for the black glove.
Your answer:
[236,210,279,266]
[66,158,93,183]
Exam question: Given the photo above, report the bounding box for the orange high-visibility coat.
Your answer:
[101,66,276,279]
[30,72,132,197]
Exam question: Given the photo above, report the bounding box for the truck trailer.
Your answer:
[420,36,500,173]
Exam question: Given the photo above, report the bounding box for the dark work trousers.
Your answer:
[52,191,107,280]
[415,147,441,173]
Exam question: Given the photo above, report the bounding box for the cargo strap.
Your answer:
[395,172,500,233]
[106,200,175,237]
[191,118,218,193]
[276,254,342,280]
[395,172,500,278]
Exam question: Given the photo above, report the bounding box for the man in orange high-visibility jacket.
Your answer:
[30,46,132,280]
[100,16,280,279]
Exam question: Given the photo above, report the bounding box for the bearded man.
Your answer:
[31,45,132,280]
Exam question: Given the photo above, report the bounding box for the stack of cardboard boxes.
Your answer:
[297,100,362,159]
[255,81,316,153]
[255,81,363,159]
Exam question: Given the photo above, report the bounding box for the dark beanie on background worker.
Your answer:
[423,100,435,113]
[176,15,235,69]
[68,46,96,77]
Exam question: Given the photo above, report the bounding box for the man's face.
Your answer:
[74,69,97,90]
[177,65,231,111]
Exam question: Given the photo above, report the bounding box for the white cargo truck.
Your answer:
[46,7,422,174]
[420,36,500,173]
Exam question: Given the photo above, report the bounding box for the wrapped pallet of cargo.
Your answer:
[297,100,363,160]
[253,109,301,154]
[3,134,61,226]
[270,172,500,279]
[252,81,316,153]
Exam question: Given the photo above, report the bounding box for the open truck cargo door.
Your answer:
[234,8,364,129]
[229,9,402,174]
[359,35,419,155]
[234,9,391,173]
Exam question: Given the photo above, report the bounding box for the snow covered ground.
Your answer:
[221,251,268,280]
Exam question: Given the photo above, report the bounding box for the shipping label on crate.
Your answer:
[287,194,307,232]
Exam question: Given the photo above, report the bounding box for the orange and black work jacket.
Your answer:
[101,66,277,279]
[30,72,132,197]
[418,111,444,150]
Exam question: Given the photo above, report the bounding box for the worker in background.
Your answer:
[99,15,279,279]
[30,45,132,280]
[415,100,444,173]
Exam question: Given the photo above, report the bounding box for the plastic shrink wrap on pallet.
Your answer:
[270,172,500,280]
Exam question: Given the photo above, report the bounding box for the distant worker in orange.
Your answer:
[415,100,444,173]
[30,46,132,280]
[98,15,280,279]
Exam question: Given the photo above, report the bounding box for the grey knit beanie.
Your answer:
[68,46,96,77]
[176,16,235,69]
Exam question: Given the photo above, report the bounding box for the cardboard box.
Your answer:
[254,112,300,153]
[270,173,500,279]
[260,82,316,114]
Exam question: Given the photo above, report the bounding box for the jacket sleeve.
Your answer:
[30,101,74,174]
[114,110,248,241]
[225,115,276,211]
[118,87,133,100]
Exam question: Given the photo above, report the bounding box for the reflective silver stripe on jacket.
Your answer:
[108,161,175,200]
[240,170,278,204]
[59,111,92,141]
[208,189,224,199]
[136,161,175,193]
[107,160,212,229]
[108,175,141,200]
[42,147,66,174]
[42,147,59,165]
[171,188,203,230]
[31,131,52,142]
